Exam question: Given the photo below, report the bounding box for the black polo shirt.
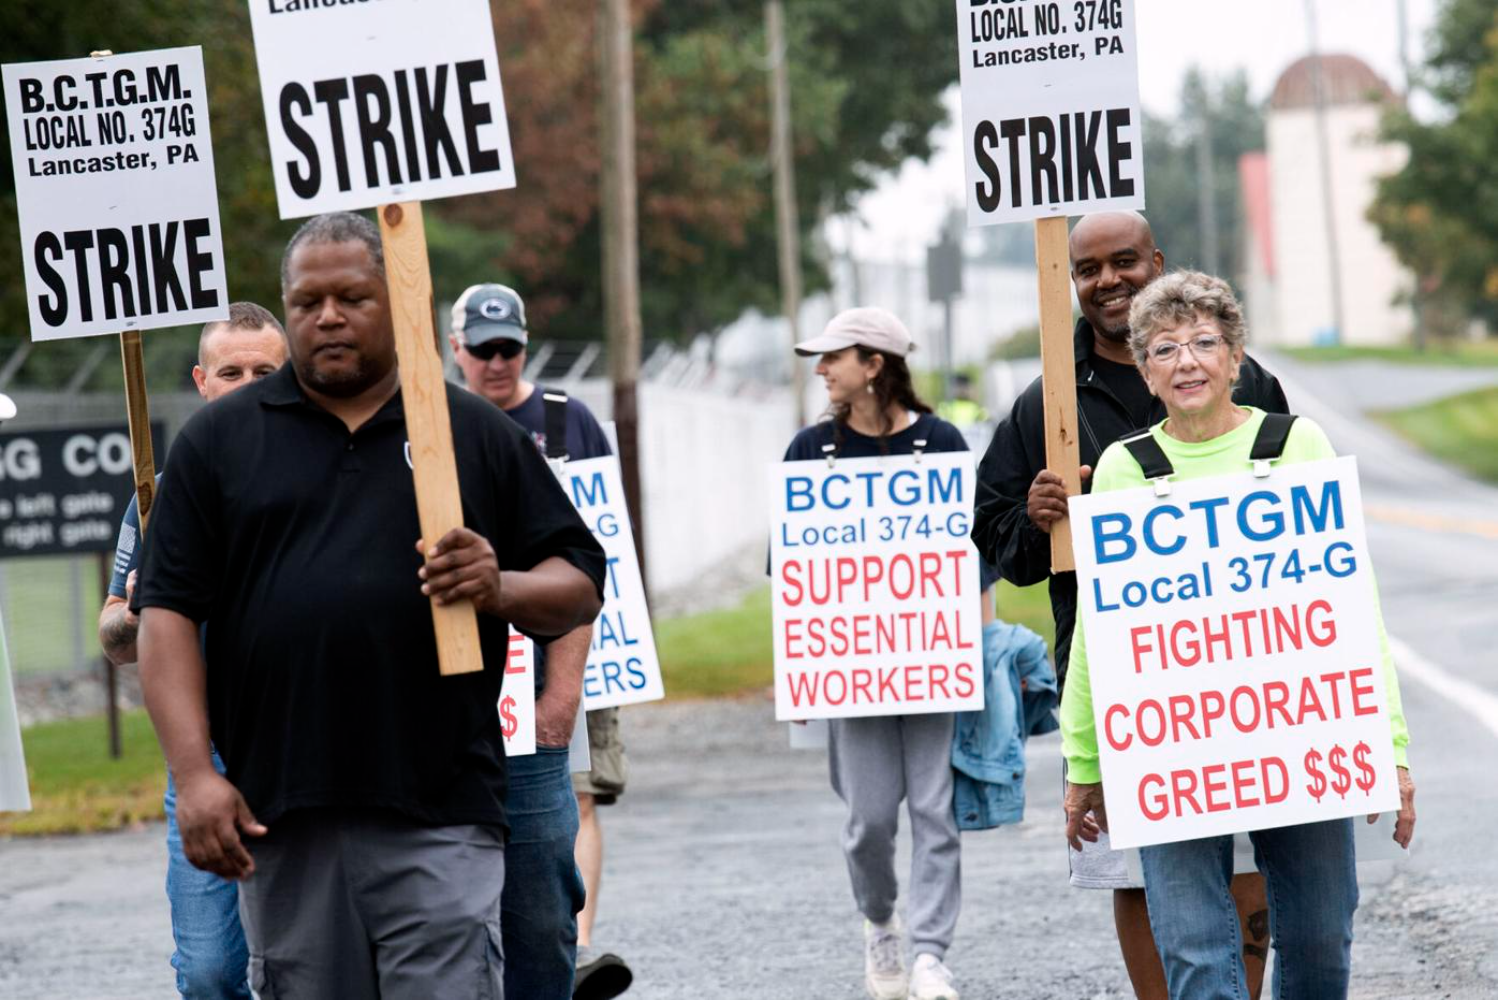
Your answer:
[134,363,606,829]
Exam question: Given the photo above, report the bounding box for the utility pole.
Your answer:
[599,0,647,585]
[766,0,805,426]
[1192,77,1222,275]
[1305,0,1346,344]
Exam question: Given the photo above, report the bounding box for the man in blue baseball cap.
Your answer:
[450,283,633,1000]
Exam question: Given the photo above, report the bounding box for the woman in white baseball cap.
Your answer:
[780,307,966,1001]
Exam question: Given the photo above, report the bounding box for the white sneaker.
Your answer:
[908,952,958,1000]
[864,918,908,1000]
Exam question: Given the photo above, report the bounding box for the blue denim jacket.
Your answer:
[952,620,1058,830]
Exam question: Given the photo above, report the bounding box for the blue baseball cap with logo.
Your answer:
[451,283,528,347]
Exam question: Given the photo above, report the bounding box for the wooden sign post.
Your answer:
[378,201,483,675]
[1034,216,1081,571]
[953,1,1146,573]
[247,0,518,676]
[3,46,230,533]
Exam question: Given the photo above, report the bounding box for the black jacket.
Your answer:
[972,317,1290,678]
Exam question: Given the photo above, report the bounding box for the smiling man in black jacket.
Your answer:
[971,211,1288,999]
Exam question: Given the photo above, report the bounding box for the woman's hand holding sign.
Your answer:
[1369,766,1416,849]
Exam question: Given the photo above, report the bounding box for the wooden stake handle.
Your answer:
[119,331,157,535]
[1034,216,1082,572]
[378,201,484,677]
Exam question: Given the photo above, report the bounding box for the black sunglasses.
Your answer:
[462,339,525,361]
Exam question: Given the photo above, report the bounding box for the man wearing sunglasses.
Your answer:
[449,284,632,1000]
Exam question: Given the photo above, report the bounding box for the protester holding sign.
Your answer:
[449,281,634,1000]
[779,307,972,1002]
[972,211,1287,997]
[97,302,286,1001]
[135,213,605,1000]
[1060,272,1416,999]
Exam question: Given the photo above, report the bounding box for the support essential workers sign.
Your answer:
[2,48,228,340]
[1069,457,1400,849]
[770,454,983,721]
[248,0,517,218]
[956,0,1145,226]
[560,456,663,711]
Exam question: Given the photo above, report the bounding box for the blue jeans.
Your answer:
[163,750,252,1000]
[1140,818,1358,1000]
[502,744,587,1000]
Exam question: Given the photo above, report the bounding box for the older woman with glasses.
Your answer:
[1058,271,1417,1000]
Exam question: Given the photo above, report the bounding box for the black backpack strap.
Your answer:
[1251,413,1298,462]
[542,388,569,461]
[1119,428,1174,479]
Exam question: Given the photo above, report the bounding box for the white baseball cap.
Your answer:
[794,307,915,358]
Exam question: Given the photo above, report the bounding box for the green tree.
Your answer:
[1369,0,1498,334]
[1140,70,1265,280]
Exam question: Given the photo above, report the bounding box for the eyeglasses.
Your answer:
[461,339,525,361]
[1147,334,1225,366]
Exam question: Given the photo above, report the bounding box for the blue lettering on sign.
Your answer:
[587,656,648,697]
[1236,490,1283,542]
[1188,496,1229,547]
[1291,480,1343,534]
[787,465,967,513]
[1143,504,1186,556]
[571,471,609,508]
[786,476,814,512]
[1092,512,1136,564]
[929,466,963,505]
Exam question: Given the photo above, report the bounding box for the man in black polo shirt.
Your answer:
[971,212,1287,999]
[134,211,606,1000]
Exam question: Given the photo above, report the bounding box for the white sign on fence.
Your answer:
[955,0,1145,226]
[769,453,984,720]
[555,456,664,711]
[2,48,228,340]
[247,0,516,218]
[501,629,536,757]
[0,611,29,812]
[1069,456,1400,849]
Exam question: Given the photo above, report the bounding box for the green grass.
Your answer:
[1284,340,1498,368]
[1374,386,1498,482]
[0,710,166,836]
[657,580,1056,699]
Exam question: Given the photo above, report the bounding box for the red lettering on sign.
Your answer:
[1231,758,1259,808]
[1140,773,1168,820]
[954,661,976,699]
[1105,704,1131,751]
[1349,666,1378,716]
[1131,625,1154,674]
[851,667,874,705]
[1202,762,1230,812]
[1168,694,1200,741]
[929,663,952,699]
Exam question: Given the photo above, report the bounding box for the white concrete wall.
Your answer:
[568,380,797,598]
[1267,104,1412,346]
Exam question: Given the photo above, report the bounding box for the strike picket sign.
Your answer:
[1068,456,1401,849]
[501,630,536,757]
[769,452,984,721]
[955,0,1145,227]
[553,455,664,711]
[2,47,229,340]
[247,0,517,218]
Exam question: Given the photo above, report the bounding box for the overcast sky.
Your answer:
[838,0,1439,262]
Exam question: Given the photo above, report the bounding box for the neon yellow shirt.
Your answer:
[1061,408,1411,784]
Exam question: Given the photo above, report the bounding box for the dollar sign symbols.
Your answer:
[1329,744,1352,799]
[500,695,517,740]
[1304,748,1326,802]
[1353,741,1377,795]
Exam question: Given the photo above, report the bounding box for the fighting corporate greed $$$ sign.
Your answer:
[770,453,983,721]
[1069,457,1400,849]
[2,48,228,340]
[501,630,536,757]
[248,0,516,218]
[955,0,1145,226]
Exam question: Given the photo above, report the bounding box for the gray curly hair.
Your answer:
[1127,271,1247,369]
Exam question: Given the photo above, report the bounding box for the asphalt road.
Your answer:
[0,357,1494,999]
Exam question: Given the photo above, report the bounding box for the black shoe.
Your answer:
[573,947,633,999]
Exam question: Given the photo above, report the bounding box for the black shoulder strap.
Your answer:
[1119,428,1174,479]
[542,388,569,460]
[1251,413,1298,462]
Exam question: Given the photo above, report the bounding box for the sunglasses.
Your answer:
[462,339,525,361]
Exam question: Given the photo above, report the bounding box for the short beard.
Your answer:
[1097,321,1131,343]
[294,352,388,398]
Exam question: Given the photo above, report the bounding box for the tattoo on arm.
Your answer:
[100,607,139,661]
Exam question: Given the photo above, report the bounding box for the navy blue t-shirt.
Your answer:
[504,387,614,700]
[505,390,613,462]
[108,474,161,599]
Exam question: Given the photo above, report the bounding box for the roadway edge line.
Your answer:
[1387,633,1498,736]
